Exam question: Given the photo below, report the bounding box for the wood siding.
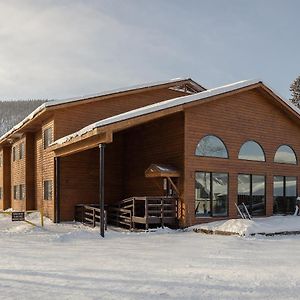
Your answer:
[59,113,184,221]
[183,89,300,227]
[37,87,187,220]
[11,138,26,211]
[0,147,11,210]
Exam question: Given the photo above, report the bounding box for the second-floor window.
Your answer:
[0,154,2,167]
[19,142,25,159]
[13,184,25,200]
[44,180,53,200]
[13,185,19,200]
[12,146,17,161]
[43,127,53,149]
[20,184,26,200]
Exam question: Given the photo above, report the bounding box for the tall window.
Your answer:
[12,146,17,161]
[44,180,53,200]
[274,145,297,165]
[0,187,2,200]
[274,176,297,214]
[13,185,25,200]
[43,127,53,149]
[238,141,265,161]
[19,142,25,160]
[19,184,25,200]
[195,172,228,217]
[238,174,265,216]
[0,154,2,167]
[13,185,19,200]
[195,135,228,158]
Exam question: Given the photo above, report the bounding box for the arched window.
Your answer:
[274,145,297,165]
[195,135,228,158]
[238,141,265,161]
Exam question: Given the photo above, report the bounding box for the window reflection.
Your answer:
[274,145,297,165]
[195,135,228,158]
[273,176,297,214]
[238,141,265,161]
[238,174,265,216]
[195,172,228,217]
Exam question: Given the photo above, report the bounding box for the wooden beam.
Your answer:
[167,177,180,195]
[53,132,112,157]
[99,143,105,238]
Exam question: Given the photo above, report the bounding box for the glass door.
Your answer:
[273,176,297,214]
[238,174,266,216]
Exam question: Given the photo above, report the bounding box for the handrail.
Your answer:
[75,204,107,230]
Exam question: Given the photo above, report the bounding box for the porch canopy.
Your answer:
[145,164,180,178]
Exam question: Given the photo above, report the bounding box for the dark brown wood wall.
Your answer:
[25,133,35,210]
[54,88,187,138]
[3,147,11,210]
[184,88,300,227]
[58,113,184,221]
[38,88,183,219]
[122,113,184,198]
[0,147,11,210]
[60,148,99,221]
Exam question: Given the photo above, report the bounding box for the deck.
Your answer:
[75,196,178,231]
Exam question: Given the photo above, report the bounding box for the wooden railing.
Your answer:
[117,196,178,230]
[75,204,107,229]
[75,197,178,231]
[107,207,132,229]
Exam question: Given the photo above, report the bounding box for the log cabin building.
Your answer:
[0,78,300,230]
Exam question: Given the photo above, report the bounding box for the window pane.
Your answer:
[238,141,265,161]
[286,177,297,197]
[274,176,284,197]
[238,174,251,211]
[195,135,228,158]
[212,173,228,216]
[238,174,250,195]
[252,175,265,216]
[44,127,53,149]
[19,143,25,159]
[195,172,211,217]
[274,145,297,164]
[273,176,297,215]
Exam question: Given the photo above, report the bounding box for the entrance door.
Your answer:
[273,176,297,214]
[238,174,266,216]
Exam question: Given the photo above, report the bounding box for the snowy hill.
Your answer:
[0,100,46,136]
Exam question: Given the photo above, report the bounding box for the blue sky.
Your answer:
[0,0,299,100]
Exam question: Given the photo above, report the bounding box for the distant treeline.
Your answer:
[0,100,47,137]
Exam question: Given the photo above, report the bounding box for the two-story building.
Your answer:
[1,78,299,229]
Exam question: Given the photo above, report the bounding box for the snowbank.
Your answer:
[192,216,300,236]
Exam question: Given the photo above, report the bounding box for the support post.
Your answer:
[55,156,61,223]
[99,143,106,238]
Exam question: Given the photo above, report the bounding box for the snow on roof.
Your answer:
[0,77,198,145]
[54,79,278,146]
[45,77,202,108]
[53,78,300,147]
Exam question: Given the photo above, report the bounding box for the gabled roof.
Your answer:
[52,79,300,149]
[0,77,204,145]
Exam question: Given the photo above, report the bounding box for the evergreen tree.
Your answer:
[290,75,300,107]
[0,99,46,136]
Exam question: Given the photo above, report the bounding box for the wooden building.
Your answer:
[0,78,300,229]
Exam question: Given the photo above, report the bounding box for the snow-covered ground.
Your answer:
[192,215,300,236]
[1,213,300,299]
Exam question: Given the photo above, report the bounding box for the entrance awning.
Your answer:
[145,164,180,178]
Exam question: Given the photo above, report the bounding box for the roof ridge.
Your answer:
[0,77,203,145]
[54,79,270,146]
